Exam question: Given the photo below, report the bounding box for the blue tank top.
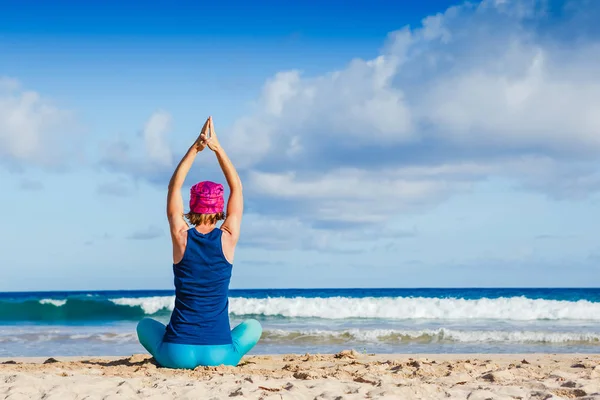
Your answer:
[163,227,233,345]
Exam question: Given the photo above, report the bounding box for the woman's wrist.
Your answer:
[189,144,202,154]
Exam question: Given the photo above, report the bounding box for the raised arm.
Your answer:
[167,117,210,261]
[201,117,243,244]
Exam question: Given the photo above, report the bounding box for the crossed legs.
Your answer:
[136,318,262,369]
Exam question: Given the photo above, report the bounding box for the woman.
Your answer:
[136,116,262,369]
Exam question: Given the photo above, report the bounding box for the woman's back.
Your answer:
[136,116,261,369]
[163,227,233,345]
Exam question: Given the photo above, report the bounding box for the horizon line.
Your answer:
[1,287,599,294]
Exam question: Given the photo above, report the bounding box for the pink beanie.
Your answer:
[189,181,224,214]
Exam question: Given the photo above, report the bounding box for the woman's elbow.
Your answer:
[231,178,242,192]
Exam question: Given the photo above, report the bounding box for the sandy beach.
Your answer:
[1,352,599,399]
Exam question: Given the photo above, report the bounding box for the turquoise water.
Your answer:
[0,288,599,357]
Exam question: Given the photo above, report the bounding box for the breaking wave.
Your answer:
[1,295,599,322]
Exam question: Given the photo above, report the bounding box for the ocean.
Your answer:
[0,288,599,357]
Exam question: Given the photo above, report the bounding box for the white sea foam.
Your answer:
[109,296,175,314]
[39,299,67,307]
[263,328,600,344]
[0,332,137,343]
[100,295,600,321]
[1,328,598,345]
[228,296,600,320]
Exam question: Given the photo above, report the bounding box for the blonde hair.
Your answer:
[184,212,225,226]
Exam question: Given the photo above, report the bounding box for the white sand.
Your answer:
[1,352,599,399]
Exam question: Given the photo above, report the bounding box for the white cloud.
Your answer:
[247,167,467,223]
[0,77,78,168]
[100,111,175,181]
[216,0,600,228]
[418,45,600,152]
[227,54,413,168]
[239,213,335,251]
[228,0,600,165]
[101,0,600,244]
[143,110,173,167]
[239,213,416,252]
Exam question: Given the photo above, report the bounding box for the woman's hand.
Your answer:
[200,116,222,152]
[193,117,211,152]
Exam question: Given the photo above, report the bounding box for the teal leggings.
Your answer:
[136,318,262,369]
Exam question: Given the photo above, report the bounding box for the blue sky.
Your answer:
[1,0,599,291]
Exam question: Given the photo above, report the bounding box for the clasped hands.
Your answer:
[194,116,221,153]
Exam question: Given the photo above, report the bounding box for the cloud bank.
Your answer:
[0,77,79,169]
[219,0,600,233]
[10,0,596,252]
